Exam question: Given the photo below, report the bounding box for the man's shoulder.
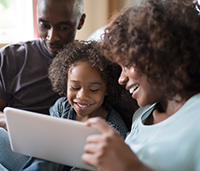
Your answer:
[1,39,42,52]
[0,39,50,58]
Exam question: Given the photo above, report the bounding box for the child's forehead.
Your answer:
[69,60,98,72]
[68,60,104,80]
[68,61,106,85]
[70,60,95,69]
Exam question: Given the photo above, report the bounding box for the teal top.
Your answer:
[125,93,200,171]
[50,97,128,139]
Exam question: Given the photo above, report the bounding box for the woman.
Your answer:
[81,0,200,171]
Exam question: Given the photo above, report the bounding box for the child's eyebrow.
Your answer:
[69,80,102,85]
[89,82,101,85]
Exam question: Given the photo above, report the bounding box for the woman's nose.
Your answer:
[118,69,128,86]
[118,68,128,85]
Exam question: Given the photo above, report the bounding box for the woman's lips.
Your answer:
[129,84,139,94]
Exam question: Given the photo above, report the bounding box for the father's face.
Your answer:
[37,0,85,57]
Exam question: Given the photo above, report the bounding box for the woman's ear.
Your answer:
[77,13,86,30]
[105,89,108,96]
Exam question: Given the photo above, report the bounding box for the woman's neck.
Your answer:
[145,91,197,125]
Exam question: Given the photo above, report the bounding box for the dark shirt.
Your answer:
[0,39,60,114]
[50,97,129,139]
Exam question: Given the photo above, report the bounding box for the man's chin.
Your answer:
[43,42,61,57]
[49,51,57,57]
[46,47,60,57]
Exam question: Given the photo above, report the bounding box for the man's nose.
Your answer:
[46,28,60,43]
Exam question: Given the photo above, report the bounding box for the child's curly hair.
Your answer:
[102,0,200,98]
[48,40,127,107]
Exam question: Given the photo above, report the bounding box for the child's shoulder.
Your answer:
[55,96,68,103]
[106,105,129,139]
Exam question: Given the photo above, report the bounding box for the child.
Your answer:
[20,40,129,171]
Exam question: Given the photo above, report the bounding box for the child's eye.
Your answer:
[90,89,99,92]
[70,86,80,90]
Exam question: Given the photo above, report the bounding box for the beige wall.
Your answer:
[75,0,140,40]
[75,0,108,40]
[0,44,8,49]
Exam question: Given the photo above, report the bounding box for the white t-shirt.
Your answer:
[87,26,106,41]
[125,93,200,171]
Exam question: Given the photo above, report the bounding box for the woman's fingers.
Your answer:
[85,117,116,136]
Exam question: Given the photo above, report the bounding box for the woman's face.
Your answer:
[67,61,107,120]
[118,63,164,107]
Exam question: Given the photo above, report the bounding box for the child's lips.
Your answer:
[76,103,92,108]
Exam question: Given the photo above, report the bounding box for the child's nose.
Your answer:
[76,89,89,99]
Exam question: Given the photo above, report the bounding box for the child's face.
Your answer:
[67,60,107,121]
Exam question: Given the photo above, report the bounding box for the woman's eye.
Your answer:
[124,62,131,69]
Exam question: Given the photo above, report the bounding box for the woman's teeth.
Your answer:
[129,84,139,94]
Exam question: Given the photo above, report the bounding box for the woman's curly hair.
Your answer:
[102,0,200,98]
[48,40,127,107]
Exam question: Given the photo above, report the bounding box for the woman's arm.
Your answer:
[82,117,152,171]
[0,98,8,130]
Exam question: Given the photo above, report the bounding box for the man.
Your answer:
[0,0,85,130]
[0,0,85,170]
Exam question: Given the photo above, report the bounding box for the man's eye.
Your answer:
[60,26,70,30]
[39,22,50,29]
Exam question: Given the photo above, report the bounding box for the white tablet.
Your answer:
[4,107,100,171]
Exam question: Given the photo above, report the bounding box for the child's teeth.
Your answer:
[78,103,87,108]
[77,103,91,108]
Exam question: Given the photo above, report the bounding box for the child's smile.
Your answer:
[75,102,92,108]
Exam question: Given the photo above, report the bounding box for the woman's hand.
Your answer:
[0,112,7,131]
[82,117,151,171]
